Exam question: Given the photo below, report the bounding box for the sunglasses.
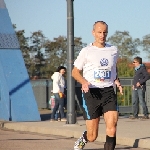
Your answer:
[133,61,138,64]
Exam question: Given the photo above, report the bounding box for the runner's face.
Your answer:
[92,23,108,45]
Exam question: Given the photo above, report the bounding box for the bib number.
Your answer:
[94,69,111,81]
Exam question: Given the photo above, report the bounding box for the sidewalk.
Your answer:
[0,110,150,149]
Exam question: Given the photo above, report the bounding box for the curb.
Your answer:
[1,122,150,149]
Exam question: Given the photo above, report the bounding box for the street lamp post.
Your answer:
[66,0,76,124]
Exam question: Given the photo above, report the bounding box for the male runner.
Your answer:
[72,21,123,150]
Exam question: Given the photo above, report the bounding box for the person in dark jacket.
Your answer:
[130,56,150,119]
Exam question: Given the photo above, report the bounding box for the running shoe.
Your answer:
[129,116,138,119]
[60,118,67,122]
[141,116,149,119]
[74,131,87,150]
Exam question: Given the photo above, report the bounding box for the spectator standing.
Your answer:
[49,91,60,121]
[130,56,149,119]
[50,66,67,122]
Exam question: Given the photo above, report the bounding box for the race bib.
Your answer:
[94,69,111,82]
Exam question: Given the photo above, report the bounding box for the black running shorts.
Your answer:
[82,86,117,120]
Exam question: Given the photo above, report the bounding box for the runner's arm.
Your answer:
[114,79,121,87]
[114,67,121,87]
[72,67,87,85]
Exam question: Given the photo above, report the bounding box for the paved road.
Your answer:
[0,128,148,150]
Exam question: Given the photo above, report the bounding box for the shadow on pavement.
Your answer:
[40,113,51,121]
[133,137,150,148]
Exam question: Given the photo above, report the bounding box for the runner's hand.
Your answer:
[118,85,123,95]
[81,82,90,93]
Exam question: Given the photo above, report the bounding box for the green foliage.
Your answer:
[14,25,148,79]
[117,86,132,106]
[14,25,86,79]
[117,58,134,77]
[44,36,86,77]
[29,30,46,77]
[116,58,134,106]
[107,31,141,60]
[142,34,150,59]
[14,25,31,75]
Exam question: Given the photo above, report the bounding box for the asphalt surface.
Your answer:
[0,109,150,149]
[0,128,148,150]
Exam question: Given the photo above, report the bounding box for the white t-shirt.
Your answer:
[74,44,119,88]
[51,72,65,93]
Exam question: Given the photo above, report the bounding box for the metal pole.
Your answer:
[66,0,76,124]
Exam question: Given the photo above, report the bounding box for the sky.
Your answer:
[4,0,150,61]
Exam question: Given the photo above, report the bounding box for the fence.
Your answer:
[31,78,150,114]
[118,78,150,114]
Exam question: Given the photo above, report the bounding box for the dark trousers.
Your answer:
[51,93,65,119]
[132,88,148,117]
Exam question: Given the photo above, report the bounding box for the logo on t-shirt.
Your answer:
[100,58,109,66]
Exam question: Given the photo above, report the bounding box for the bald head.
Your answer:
[93,21,108,31]
[92,21,108,47]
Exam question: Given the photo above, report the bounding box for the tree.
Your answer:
[14,24,31,75]
[74,37,87,59]
[107,31,140,60]
[29,30,47,78]
[117,58,134,77]
[44,36,86,77]
[14,25,86,78]
[142,34,150,59]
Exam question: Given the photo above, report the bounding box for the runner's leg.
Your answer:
[104,111,118,150]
